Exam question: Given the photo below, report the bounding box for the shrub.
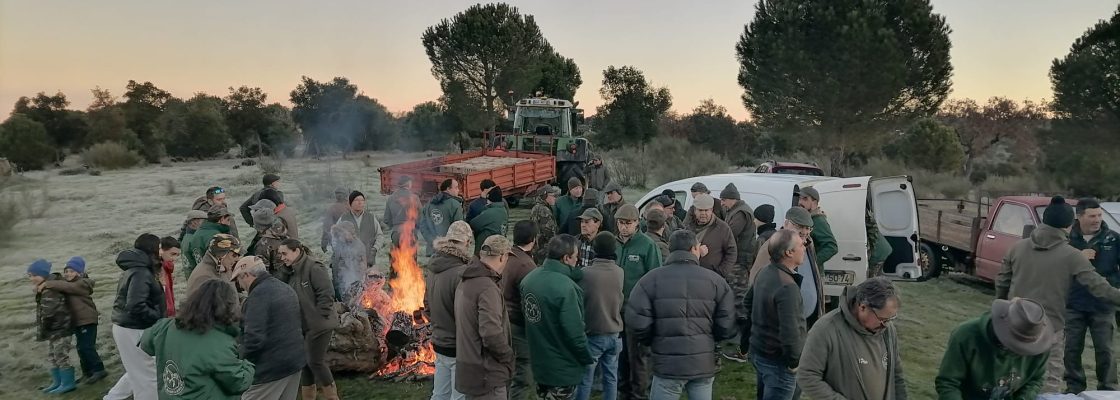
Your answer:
[894,118,965,173]
[646,136,730,184]
[854,158,971,199]
[0,114,56,171]
[601,149,652,188]
[82,141,144,170]
[258,155,283,175]
[982,175,1058,196]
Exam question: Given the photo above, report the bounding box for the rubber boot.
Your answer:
[321,383,340,400]
[84,369,108,385]
[49,367,77,394]
[41,367,61,393]
[301,385,318,400]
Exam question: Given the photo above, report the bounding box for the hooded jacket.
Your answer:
[41,274,98,327]
[112,248,166,330]
[996,224,1120,331]
[1066,221,1120,314]
[184,220,231,275]
[502,245,538,327]
[240,274,305,385]
[454,259,514,395]
[141,320,255,400]
[36,273,73,341]
[685,212,738,281]
[626,250,737,380]
[934,312,1047,400]
[520,259,593,386]
[426,247,472,356]
[797,287,908,400]
[724,200,757,268]
[275,204,299,241]
[276,251,339,334]
[469,203,508,253]
[421,191,465,243]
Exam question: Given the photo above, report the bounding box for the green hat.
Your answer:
[785,207,814,227]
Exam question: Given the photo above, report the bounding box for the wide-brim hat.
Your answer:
[991,298,1053,356]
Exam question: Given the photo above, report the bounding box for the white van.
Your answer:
[636,173,921,299]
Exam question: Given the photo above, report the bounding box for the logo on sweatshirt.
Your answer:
[524,293,542,324]
[430,209,444,225]
[162,360,185,395]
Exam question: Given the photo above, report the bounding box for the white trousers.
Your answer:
[432,353,466,400]
[103,324,157,400]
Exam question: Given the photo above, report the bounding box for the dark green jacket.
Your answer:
[810,212,838,265]
[616,232,663,300]
[184,221,230,276]
[520,259,593,386]
[141,319,255,400]
[554,194,582,233]
[420,191,465,243]
[275,252,339,334]
[935,312,1046,400]
[468,203,508,253]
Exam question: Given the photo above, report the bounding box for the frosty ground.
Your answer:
[0,153,1109,398]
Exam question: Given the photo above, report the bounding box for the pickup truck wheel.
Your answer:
[919,243,943,280]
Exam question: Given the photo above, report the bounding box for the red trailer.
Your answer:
[378,148,556,206]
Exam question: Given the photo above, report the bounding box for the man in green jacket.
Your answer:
[935,298,1051,400]
[420,178,465,255]
[520,234,593,399]
[184,206,233,277]
[797,277,908,399]
[797,187,837,265]
[469,187,509,254]
[614,204,661,400]
[601,182,626,236]
[555,177,584,232]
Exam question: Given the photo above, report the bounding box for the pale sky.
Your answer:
[1,1,1116,121]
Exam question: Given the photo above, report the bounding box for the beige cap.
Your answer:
[480,235,513,257]
[229,256,264,280]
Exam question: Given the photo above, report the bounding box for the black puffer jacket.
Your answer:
[625,250,737,380]
[111,248,166,330]
[240,274,306,385]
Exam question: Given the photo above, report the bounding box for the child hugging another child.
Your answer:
[28,259,78,395]
[39,256,108,386]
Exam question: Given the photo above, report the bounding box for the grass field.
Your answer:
[0,152,1110,398]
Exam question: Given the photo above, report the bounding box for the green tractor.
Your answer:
[491,97,591,194]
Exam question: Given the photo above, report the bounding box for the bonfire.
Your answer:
[360,198,436,381]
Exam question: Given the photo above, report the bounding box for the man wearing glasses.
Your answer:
[750,207,826,327]
[796,277,907,399]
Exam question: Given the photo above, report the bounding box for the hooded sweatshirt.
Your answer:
[797,287,908,400]
[421,191,465,243]
[934,312,1047,400]
[996,224,1120,331]
[426,246,472,356]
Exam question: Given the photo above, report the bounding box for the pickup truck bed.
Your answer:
[917,199,985,253]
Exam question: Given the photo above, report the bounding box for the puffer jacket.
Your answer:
[41,274,99,327]
[1067,221,1120,314]
[625,250,737,380]
[112,248,166,330]
[797,287,908,400]
[426,246,472,356]
[996,224,1120,331]
[240,274,305,385]
[275,251,338,334]
[36,273,73,341]
[454,259,514,395]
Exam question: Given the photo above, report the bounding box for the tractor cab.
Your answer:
[490,97,592,189]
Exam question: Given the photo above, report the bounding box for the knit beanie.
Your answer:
[720,183,740,200]
[754,204,776,224]
[250,199,278,228]
[691,182,710,194]
[259,187,283,205]
[582,189,600,207]
[487,186,504,203]
[568,177,583,190]
[66,256,87,275]
[349,190,365,205]
[27,259,51,278]
[1043,196,1075,229]
[592,232,618,259]
[262,173,281,187]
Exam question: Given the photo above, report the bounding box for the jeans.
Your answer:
[433,353,466,400]
[751,354,796,400]
[511,324,535,400]
[649,376,714,400]
[75,324,106,376]
[577,334,622,400]
[1064,309,1118,392]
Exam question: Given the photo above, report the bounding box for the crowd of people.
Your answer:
[23,162,1120,400]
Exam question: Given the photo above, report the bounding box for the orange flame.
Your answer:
[370,195,436,377]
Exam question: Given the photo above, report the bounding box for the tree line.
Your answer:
[2,1,1117,197]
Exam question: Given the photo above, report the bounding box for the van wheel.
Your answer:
[919,243,943,280]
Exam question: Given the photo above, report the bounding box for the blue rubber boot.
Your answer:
[49,367,76,394]
[41,368,61,393]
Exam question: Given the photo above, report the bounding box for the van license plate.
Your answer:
[823,270,855,286]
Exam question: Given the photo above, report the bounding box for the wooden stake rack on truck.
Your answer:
[377,147,556,203]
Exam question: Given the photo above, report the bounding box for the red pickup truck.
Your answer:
[919,195,1120,281]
